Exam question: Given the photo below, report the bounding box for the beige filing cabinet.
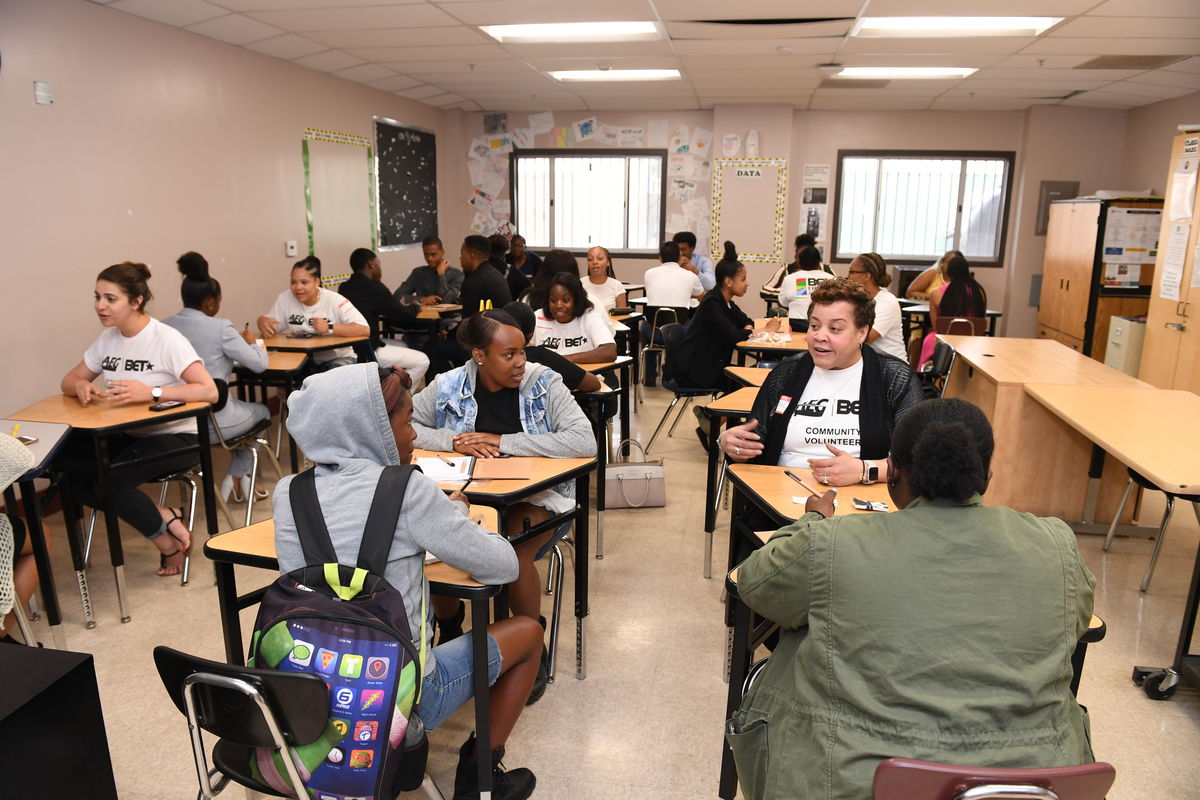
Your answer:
[1038,198,1161,359]
[1105,316,1146,376]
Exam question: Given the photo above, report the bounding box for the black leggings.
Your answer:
[63,431,200,539]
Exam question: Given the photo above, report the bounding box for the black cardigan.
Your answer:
[672,290,752,389]
[747,345,925,464]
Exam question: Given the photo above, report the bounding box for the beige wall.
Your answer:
[1119,92,1200,193]
[0,0,457,412]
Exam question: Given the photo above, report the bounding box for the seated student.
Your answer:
[459,235,513,317]
[531,273,616,364]
[583,246,627,312]
[673,242,782,391]
[488,234,531,301]
[762,233,821,297]
[720,278,923,487]
[257,257,370,369]
[506,233,542,279]
[338,247,430,386]
[847,251,907,362]
[395,236,463,306]
[60,261,218,577]
[499,302,601,393]
[729,398,1096,800]
[0,433,50,645]
[641,240,704,385]
[919,254,988,367]
[777,245,834,332]
[273,364,542,800]
[673,230,715,292]
[522,248,578,312]
[163,252,273,503]
[906,249,961,300]
[411,312,596,693]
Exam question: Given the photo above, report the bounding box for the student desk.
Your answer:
[620,282,645,299]
[416,303,461,319]
[233,350,310,474]
[0,420,71,648]
[724,365,769,388]
[203,510,502,799]
[610,311,643,390]
[261,333,370,353]
[734,329,807,366]
[697,388,761,576]
[940,336,1153,523]
[582,355,633,443]
[7,395,218,627]
[414,449,597,680]
[902,302,1003,340]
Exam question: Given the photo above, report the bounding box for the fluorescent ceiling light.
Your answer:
[550,69,682,82]
[852,16,1062,38]
[834,67,978,79]
[481,21,661,43]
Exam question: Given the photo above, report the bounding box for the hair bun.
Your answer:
[134,262,152,280]
[723,241,737,261]
[176,252,209,281]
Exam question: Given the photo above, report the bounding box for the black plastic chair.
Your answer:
[1103,468,1200,592]
[208,379,284,529]
[645,323,721,452]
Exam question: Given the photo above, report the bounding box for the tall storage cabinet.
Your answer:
[1139,131,1200,393]
[1037,198,1162,360]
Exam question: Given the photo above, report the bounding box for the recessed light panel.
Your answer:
[852,17,1062,38]
[481,22,661,44]
[836,67,977,79]
[550,69,682,82]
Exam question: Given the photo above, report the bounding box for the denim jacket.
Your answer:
[431,360,554,436]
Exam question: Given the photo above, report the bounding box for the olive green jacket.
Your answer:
[728,496,1096,800]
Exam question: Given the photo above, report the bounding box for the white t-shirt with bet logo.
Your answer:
[780,359,863,467]
[531,308,614,357]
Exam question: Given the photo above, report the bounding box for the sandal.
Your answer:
[156,508,192,579]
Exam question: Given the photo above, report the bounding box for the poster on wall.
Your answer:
[711,158,789,263]
[1158,222,1189,302]
[374,118,437,248]
[1103,207,1161,264]
[803,163,831,186]
[800,204,827,240]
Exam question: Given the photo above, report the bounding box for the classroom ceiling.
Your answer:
[90,0,1200,112]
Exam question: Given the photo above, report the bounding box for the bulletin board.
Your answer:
[375,117,438,249]
[303,127,375,287]
[711,158,789,263]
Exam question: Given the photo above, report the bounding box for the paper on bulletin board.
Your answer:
[648,120,669,148]
[1159,222,1190,302]
[572,117,598,141]
[618,126,645,147]
[1102,263,1141,288]
[528,112,554,135]
[803,164,831,186]
[510,128,533,149]
[468,136,490,160]
[668,154,690,177]
[801,204,827,240]
[668,178,697,201]
[1170,156,1198,221]
[1103,207,1161,264]
[666,213,690,233]
[598,124,620,146]
[669,124,690,154]
[721,134,741,158]
[689,128,712,158]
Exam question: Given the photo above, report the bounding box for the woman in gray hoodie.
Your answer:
[274,363,543,800]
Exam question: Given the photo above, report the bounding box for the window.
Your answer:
[511,149,666,254]
[832,150,1014,266]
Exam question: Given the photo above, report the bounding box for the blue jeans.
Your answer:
[417,632,502,731]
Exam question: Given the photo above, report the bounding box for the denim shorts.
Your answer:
[417,632,502,731]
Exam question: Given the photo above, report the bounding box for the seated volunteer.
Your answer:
[499,302,602,393]
[720,278,923,487]
[506,233,542,279]
[642,240,705,385]
[776,245,833,331]
[257,257,370,369]
[919,253,989,367]
[673,230,715,292]
[59,262,218,577]
[163,252,272,503]
[673,241,782,390]
[531,273,617,364]
[728,398,1096,800]
[906,248,962,300]
[338,247,431,386]
[521,248,579,312]
[584,246,627,312]
[1,432,49,644]
[274,364,543,800]
[846,251,907,362]
[488,233,531,301]
[395,235,463,306]
[761,233,821,298]
[411,312,596,690]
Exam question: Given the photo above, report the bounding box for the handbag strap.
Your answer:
[615,472,653,507]
[615,438,646,463]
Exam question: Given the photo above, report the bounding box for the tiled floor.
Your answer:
[13,385,1200,799]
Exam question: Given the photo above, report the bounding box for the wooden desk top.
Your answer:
[205,510,499,588]
[620,283,644,291]
[581,355,633,373]
[262,333,369,352]
[939,336,1151,389]
[736,331,807,352]
[1025,383,1200,494]
[263,351,309,372]
[728,463,893,522]
[703,387,759,416]
[8,394,209,431]
[413,449,595,498]
[725,366,769,387]
[906,303,1001,317]
[416,304,462,319]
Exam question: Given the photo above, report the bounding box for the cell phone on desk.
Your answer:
[286,332,315,339]
[149,400,186,412]
[610,307,634,316]
[16,435,39,446]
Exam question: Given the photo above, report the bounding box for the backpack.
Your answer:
[247,465,429,798]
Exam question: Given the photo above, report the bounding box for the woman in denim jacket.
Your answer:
[411,310,595,695]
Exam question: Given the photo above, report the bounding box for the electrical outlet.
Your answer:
[285,240,298,257]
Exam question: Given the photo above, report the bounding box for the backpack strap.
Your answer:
[288,468,337,565]
[355,465,415,575]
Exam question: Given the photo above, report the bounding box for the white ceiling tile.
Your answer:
[963,77,1111,91]
[308,27,489,48]
[214,0,425,9]
[364,44,511,63]
[838,36,1035,55]
[185,13,283,45]
[524,57,682,71]
[699,94,813,105]
[666,21,852,40]
[422,93,468,106]
[809,96,934,110]
[993,54,1100,69]
[587,97,703,110]
[244,33,328,60]
[450,101,484,112]
[689,77,822,89]
[836,53,1002,68]
[941,87,1084,98]
[367,75,426,93]
[1126,70,1200,89]
[383,59,537,74]
[867,0,1094,12]
[107,0,227,28]
[1090,0,1200,17]
[503,41,676,59]
[813,86,956,97]
[292,49,365,73]
[1050,17,1200,38]
[671,38,838,56]
[333,63,397,84]
[479,98,590,111]
[245,5,458,32]
[436,0,655,25]
[928,97,1059,111]
[972,67,1142,82]
[395,85,453,100]
[1023,37,1200,55]
[653,0,859,19]
[680,54,838,69]
[402,70,551,85]
[561,84,695,97]
[1104,80,1197,99]
[1060,90,1157,108]
[1165,56,1200,74]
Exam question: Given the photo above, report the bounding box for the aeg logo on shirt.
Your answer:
[287,314,307,325]
[101,356,156,372]
[795,399,828,417]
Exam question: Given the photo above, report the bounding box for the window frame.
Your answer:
[508,148,668,258]
[830,149,1016,268]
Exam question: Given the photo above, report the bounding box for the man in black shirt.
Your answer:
[488,233,531,300]
[459,235,513,316]
[338,248,430,385]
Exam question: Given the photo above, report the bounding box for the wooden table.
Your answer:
[204,510,502,799]
[903,302,1003,339]
[940,335,1153,522]
[582,355,633,444]
[697,388,761,567]
[416,303,461,320]
[234,350,310,473]
[734,325,807,366]
[7,395,218,626]
[724,365,769,388]
[261,333,370,353]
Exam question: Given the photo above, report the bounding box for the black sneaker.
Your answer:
[453,736,537,800]
[526,650,549,706]
[435,600,465,645]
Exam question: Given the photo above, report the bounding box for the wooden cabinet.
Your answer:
[1038,198,1161,362]
[1139,131,1200,393]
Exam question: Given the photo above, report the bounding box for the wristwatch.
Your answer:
[151,386,163,401]
[861,460,878,485]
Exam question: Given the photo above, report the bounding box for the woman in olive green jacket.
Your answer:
[728,398,1095,800]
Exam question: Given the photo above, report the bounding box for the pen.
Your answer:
[439,454,457,467]
[10,424,18,438]
[784,470,820,496]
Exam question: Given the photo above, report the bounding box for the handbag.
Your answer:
[604,439,666,509]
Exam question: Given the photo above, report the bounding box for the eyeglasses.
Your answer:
[847,270,869,275]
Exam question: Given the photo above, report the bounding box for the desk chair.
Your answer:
[645,323,721,453]
[1103,469,1200,592]
[918,340,958,399]
[934,316,988,336]
[873,759,1115,800]
[208,379,284,529]
[639,305,688,397]
[0,522,36,645]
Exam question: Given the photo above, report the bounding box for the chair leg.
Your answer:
[84,508,97,567]
[544,545,556,595]
[419,773,447,800]
[214,489,236,532]
[645,396,681,453]
[666,396,694,438]
[1140,495,1176,592]
[12,598,36,645]
[182,479,196,587]
[243,449,260,529]
[545,544,565,681]
[158,482,169,507]
[1103,478,1135,551]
